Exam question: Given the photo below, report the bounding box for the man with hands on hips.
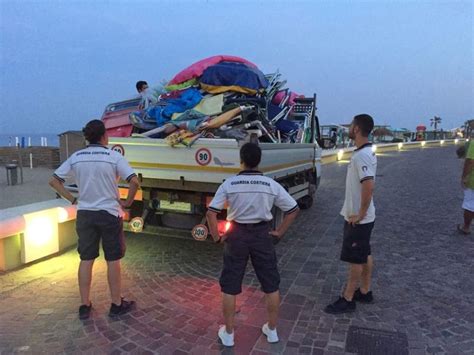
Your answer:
[49,119,140,320]
[206,143,299,347]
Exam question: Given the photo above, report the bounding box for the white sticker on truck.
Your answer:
[129,217,144,233]
[191,224,208,241]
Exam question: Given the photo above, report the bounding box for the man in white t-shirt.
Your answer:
[206,143,299,347]
[49,120,140,320]
[325,114,377,314]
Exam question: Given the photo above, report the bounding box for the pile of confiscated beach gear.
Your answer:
[129,55,313,147]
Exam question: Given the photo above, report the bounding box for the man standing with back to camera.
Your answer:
[49,119,140,320]
[325,114,377,314]
[207,143,299,347]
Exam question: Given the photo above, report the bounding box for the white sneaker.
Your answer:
[262,323,279,343]
[218,325,234,347]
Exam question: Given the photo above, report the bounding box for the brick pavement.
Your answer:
[0,145,472,354]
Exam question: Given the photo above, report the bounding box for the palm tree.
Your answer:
[430,116,442,131]
[430,116,442,139]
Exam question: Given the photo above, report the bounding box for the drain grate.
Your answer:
[345,326,408,355]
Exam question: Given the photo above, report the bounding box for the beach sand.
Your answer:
[0,167,59,209]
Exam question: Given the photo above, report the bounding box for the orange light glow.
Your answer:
[119,188,143,201]
[225,221,231,232]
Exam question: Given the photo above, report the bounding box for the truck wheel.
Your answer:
[297,195,313,210]
[308,170,319,191]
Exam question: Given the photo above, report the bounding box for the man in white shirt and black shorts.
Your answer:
[325,114,377,314]
[206,143,299,347]
[49,120,140,320]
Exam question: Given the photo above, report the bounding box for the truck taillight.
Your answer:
[123,210,130,221]
[217,220,232,235]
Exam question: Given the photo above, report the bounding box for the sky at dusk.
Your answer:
[0,0,472,134]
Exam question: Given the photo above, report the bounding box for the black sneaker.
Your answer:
[109,298,136,317]
[324,297,356,314]
[78,303,92,320]
[353,288,374,303]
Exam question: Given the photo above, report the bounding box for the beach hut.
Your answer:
[58,131,85,163]
[391,128,411,142]
[372,126,393,143]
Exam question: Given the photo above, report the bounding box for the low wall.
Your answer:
[0,200,77,271]
[0,147,60,169]
[320,138,462,164]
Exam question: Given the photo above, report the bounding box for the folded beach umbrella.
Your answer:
[167,55,257,88]
[200,62,269,95]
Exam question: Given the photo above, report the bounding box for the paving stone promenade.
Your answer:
[1,145,472,355]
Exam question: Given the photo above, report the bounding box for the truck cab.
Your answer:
[102,98,141,138]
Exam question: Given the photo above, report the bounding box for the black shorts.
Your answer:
[340,221,375,264]
[220,222,280,295]
[76,210,126,261]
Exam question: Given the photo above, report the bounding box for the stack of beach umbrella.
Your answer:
[129,55,309,146]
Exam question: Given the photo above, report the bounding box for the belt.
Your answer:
[233,220,270,227]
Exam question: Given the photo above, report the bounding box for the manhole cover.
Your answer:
[345,326,408,355]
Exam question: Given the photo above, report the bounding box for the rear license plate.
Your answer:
[159,200,192,212]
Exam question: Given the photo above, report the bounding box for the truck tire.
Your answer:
[308,170,319,193]
[297,195,313,210]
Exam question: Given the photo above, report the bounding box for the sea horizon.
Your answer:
[0,133,60,147]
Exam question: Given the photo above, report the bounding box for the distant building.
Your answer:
[391,128,411,142]
[58,131,85,163]
[371,125,393,143]
[464,120,474,138]
[320,124,349,148]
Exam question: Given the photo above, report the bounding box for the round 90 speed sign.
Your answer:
[195,148,212,166]
[111,144,125,156]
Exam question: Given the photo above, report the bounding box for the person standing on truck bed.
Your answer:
[324,114,377,314]
[206,143,300,347]
[136,80,158,109]
[49,119,140,320]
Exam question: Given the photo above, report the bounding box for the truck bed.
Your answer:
[108,137,320,185]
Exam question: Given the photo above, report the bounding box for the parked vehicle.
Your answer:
[102,98,141,138]
[104,96,324,241]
